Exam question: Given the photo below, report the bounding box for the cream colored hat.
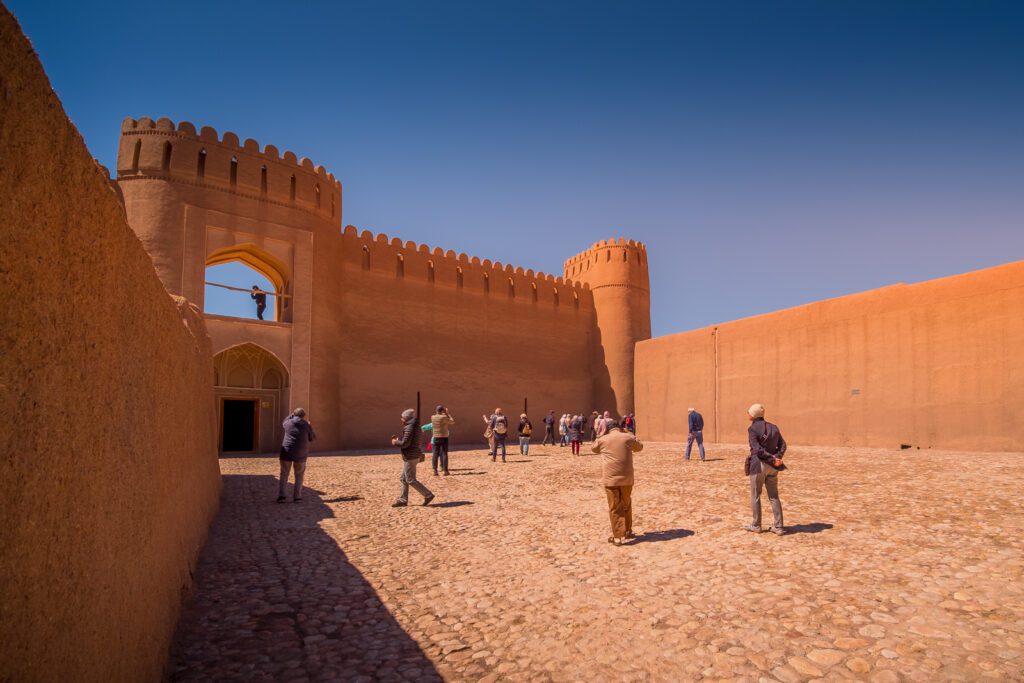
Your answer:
[687,407,695,412]
[748,403,765,419]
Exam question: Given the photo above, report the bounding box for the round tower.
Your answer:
[564,238,652,417]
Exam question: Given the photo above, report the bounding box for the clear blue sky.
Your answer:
[10,0,1023,336]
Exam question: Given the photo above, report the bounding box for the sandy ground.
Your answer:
[169,441,1024,681]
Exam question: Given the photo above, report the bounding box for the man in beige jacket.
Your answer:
[591,420,644,545]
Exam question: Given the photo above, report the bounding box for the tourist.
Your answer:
[596,410,613,438]
[487,408,510,462]
[623,413,636,434]
[591,419,644,545]
[685,407,706,461]
[482,414,495,454]
[542,410,556,445]
[518,413,533,455]
[277,407,315,503]
[568,413,584,455]
[744,403,786,534]
[251,285,267,320]
[589,411,600,442]
[391,408,434,507]
[559,413,570,446]
[429,404,455,476]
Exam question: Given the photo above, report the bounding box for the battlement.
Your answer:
[116,116,341,223]
[562,237,648,280]
[338,225,594,311]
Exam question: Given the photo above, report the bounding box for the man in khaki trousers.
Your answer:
[591,420,644,546]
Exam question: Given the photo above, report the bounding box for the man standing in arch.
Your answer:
[251,285,267,320]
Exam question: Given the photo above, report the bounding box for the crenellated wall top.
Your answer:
[562,237,647,269]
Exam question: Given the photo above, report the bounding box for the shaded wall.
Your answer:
[0,6,221,681]
[636,261,1024,452]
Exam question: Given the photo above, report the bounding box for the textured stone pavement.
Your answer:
[169,442,1024,681]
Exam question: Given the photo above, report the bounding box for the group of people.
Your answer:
[273,401,788,539]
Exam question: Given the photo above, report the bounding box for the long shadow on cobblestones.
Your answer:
[169,475,443,682]
[628,528,695,544]
[785,522,833,534]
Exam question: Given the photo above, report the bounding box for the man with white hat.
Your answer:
[685,407,706,461]
[744,403,786,535]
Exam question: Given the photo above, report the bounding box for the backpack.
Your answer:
[522,421,532,436]
[494,416,507,435]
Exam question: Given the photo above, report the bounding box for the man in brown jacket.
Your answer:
[591,420,644,546]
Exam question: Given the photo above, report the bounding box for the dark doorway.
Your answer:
[222,399,258,452]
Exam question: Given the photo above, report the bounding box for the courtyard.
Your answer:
[169,443,1024,682]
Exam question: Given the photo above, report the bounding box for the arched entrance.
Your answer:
[205,244,292,322]
[214,343,290,454]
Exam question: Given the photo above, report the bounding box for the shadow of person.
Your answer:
[785,523,833,534]
[629,529,695,544]
[169,475,442,682]
[322,495,363,503]
[450,471,485,476]
[429,500,475,508]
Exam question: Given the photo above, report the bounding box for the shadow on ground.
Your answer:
[430,500,474,508]
[168,475,442,682]
[786,522,833,534]
[629,529,695,544]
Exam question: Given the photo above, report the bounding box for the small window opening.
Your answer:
[361,245,370,271]
[260,165,268,195]
[574,291,580,309]
[331,194,336,217]
[197,148,207,178]
[553,288,559,307]
[396,254,404,278]
[161,142,172,172]
[483,273,490,294]
[637,251,642,265]
[315,184,321,209]
[532,282,538,302]
[508,278,515,299]
[623,249,628,261]
[457,267,464,289]
[289,175,296,201]
[428,260,435,283]
[229,156,238,189]
[131,139,141,172]
[606,250,611,262]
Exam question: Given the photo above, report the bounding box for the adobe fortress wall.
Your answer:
[635,261,1024,451]
[0,7,221,681]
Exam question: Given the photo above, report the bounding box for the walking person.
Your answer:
[429,405,455,476]
[482,414,495,454]
[623,413,636,434]
[277,408,315,503]
[568,413,584,455]
[596,410,613,438]
[591,419,644,545]
[559,413,570,446]
[251,285,268,320]
[685,407,706,461]
[744,403,786,534]
[589,411,600,442]
[518,413,533,455]
[542,410,556,445]
[391,408,435,507]
[486,408,509,462]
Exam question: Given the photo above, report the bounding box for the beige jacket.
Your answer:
[592,428,643,486]
[431,413,455,438]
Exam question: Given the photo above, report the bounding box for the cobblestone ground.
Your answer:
[169,442,1024,682]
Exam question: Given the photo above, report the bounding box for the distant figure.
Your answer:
[251,285,267,320]
[517,413,533,455]
[278,408,315,503]
[623,413,636,434]
[685,407,706,461]
[568,413,584,455]
[429,405,455,476]
[596,410,612,438]
[744,403,786,534]
[592,419,644,546]
[482,414,495,454]
[542,410,556,445]
[589,411,600,442]
[487,408,509,462]
[559,413,570,446]
[391,408,434,507]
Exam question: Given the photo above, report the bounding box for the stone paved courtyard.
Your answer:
[169,442,1024,681]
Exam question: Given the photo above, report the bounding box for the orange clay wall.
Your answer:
[635,260,1024,452]
[0,7,221,681]
[329,226,598,449]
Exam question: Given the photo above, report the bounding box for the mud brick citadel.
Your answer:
[117,115,652,452]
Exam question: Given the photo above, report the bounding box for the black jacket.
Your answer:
[746,418,787,475]
[688,411,704,432]
[395,417,423,461]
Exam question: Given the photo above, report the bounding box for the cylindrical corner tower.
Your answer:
[564,238,651,417]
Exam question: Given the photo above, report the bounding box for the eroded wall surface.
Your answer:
[636,261,1024,451]
[0,7,221,680]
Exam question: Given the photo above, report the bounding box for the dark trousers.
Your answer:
[256,303,266,320]
[571,440,581,455]
[685,430,705,460]
[431,437,449,473]
[490,434,507,459]
[542,426,555,445]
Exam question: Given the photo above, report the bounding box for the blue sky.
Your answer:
[10,0,1023,335]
